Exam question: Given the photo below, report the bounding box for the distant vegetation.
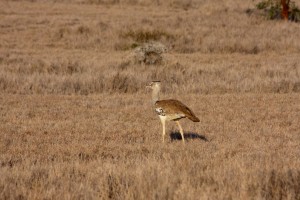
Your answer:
[256,0,300,22]
[1,0,300,95]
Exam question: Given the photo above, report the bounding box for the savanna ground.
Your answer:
[0,0,300,199]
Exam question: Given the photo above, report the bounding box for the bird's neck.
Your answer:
[152,87,160,105]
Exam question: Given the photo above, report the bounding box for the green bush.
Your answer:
[256,0,300,22]
[289,2,300,22]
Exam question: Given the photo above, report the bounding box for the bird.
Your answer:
[146,81,199,143]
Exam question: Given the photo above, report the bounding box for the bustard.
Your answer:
[147,81,199,143]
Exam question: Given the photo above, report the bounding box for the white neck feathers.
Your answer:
[152,85,160,104]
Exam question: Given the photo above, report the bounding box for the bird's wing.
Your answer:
[155,99,199,122]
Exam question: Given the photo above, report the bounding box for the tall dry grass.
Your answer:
[1,94,300,199]
[1,52,299,95]
[0,1,300,95]
[0,1,300,199]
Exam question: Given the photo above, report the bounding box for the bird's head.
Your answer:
[146,81,161,90]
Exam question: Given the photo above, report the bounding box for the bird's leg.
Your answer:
[161,118,166,143]
[176,121,185,143]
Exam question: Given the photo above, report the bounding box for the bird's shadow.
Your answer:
[170,131,209,142]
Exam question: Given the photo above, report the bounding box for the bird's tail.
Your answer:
[187,115,200,122]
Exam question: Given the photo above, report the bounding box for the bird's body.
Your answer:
[147,81,199,143]
[154,99,199,122]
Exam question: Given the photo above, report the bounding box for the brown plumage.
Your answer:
[155,99,200,122]
[147,81,200,143]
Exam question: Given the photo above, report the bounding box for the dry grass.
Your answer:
[1,94,300,199]
[0,1,300,95]
[0,0,300,199]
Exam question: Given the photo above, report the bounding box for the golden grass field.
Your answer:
[1,0,300,199]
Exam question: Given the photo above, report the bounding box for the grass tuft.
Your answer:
[120,29,175,44]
